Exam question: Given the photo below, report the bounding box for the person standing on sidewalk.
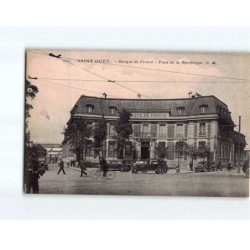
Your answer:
[79,160,87,177]
[57,159,66,175]
[26,153,41,193]
[100,157,108,177]
[189,161,193,171]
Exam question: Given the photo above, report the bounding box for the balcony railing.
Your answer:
[158,133,167,139]
[133,132,157,139]
[175,133,184,139]
[198,132,206,137]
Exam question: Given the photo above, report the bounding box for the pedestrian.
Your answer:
[227,162,232,172]
[175,164,180,174]
[100,157,108,177]
[26,153,41,193]
[217,161,222,171]
[189,161,193,171]
[57,159,66,174]
[79,160,87,177]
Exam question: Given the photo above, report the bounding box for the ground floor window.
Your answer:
[108,141,116,157]
[85,140,93,156]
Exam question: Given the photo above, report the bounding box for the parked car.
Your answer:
[194,161,207,173]
[131,159,168,174]
[97,159,132,172]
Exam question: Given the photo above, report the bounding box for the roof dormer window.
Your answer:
[199,105,208,114]
[86,104,94,113]
[109,106,117,115]
[176,106,185,115]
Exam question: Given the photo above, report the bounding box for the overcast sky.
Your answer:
[26,50,250,148]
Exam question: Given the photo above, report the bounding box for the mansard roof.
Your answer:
[70,95,232,119]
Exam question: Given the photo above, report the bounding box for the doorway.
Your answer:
[141,141,150,160]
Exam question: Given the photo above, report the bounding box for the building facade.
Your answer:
[62,95,246,168]
[41,143,62,164]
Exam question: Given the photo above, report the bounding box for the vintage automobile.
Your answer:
[131,159,168,174]
[194,161,207,173]
[97,159,132,172]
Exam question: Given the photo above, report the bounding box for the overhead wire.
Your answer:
[28,49,152,99]
[35,79,120,98]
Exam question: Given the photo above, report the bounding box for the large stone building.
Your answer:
[62,95,246,168]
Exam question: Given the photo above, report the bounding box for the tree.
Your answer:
[63,118,92,162]
[93,117,107,159]
[24,80,39,191]
[175,140,189,156]
[114,109,133,159]
[187,144,200,163]
[175,140,189,166]
[25,80,39,144]
[155,143,168,159]
[186,143,211,164]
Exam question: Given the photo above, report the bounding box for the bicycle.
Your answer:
[90,168,116,179]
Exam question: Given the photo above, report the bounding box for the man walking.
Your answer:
[57,159,66,174]
[100,157,108,177]
[79,160,87,177]
[189,161,193,171]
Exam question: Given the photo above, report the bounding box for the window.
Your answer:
[109,106,117,115]
[142,123,150,134]
[199,105,208,114]
[176,124,183,138]
[108,141,116,157]
[198,141,206,150]
[159,124,166,137]
[199,122,206,136]
[86,104,94,113]
[158,142,166,158]
[133,124,141,137]
[176,106,185,115]
[109,123,116,136]
[85,140,92,156]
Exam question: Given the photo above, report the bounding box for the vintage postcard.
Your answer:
[24,49,250,196]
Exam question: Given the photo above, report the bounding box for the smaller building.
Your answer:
[41,144,62,164]
[233,131,247,166]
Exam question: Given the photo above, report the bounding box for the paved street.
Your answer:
[39,164,249,197]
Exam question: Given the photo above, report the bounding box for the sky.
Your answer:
[26,50,250,148]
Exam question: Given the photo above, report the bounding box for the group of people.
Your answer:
[57,157,108,177]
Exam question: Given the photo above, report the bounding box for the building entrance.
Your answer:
[141,141,150,160]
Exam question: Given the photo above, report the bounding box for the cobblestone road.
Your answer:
[39,164,249,197]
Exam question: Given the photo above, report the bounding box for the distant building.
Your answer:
[41,144,62,163]
[62,95,246,168]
